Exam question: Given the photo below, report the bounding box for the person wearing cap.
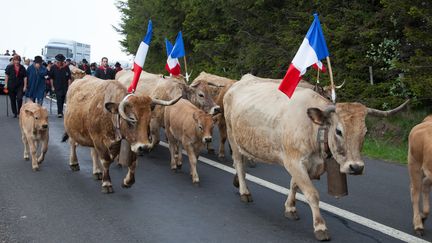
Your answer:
[78,58,91,75]
[25,56,48,105]
[114,62,123,74]
[4,55,27,118]
[49,54,71,118]
[95,57,115,80]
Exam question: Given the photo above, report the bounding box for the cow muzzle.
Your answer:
[42,124,48,129]
[210,106,221,115]
[131,143,152,153]
[340,161,364,175]
[203,136,212,143]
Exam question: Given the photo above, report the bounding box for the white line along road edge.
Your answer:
[159,141,428,243]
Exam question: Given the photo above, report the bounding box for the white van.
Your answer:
[0,55,11,92]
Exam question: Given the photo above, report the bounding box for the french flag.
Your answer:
[165,31,185,76]
[165,39,181,76]
[128,20,153,93]
[279,14,329,98]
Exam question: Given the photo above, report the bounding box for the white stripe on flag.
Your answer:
[134,42,149,68]
[292,38,319,75]
[167,56,179,69]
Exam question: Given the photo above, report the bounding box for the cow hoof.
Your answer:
[240,194,253,203]
[70,164,80,171]
[421,213,428,221]
[37,160,43,165]
[207,148,215,154]
[121,183,131,188]
[176,164,182,170]
[218,154,225,159]
[24,156,29,161]
[284,211,299,220]
[233,174,239,188]
[93,173,103,180]
[415,228,424,236]
[193,181,200,187]
[314,230,331,241]
[32,167,40,172]
[101,186,114,194]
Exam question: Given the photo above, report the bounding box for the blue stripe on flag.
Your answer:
[305,14,329,60]
[143,20,153,45]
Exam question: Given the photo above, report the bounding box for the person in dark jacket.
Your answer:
[95,57,115,80]
[4,55,27,117]
[25,56,48,105]
[78,58,91,75]
[114,62,123,74]
[50,54,71,118]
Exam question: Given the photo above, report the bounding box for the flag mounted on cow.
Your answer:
[278,13,336,102]
[165,31,191,82]
[128,20,153,93]
[165,38,181,76]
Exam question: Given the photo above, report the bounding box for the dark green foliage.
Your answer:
[116,0,432,109]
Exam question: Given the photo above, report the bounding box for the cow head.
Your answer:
[307,99,409,175]
[24,104,49,131]
[186,82,221,115]
[105,94,181,153]
[192,110,214,144]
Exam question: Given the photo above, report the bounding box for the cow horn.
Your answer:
[335,80,346,89]
[151,95,182,106]
[367,99,410,117]
[118,95,137,123]
[207,81,225,88]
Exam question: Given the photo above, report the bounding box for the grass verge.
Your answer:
[362,138,408,164]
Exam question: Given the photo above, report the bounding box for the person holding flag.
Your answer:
[128,20,153,93]
[278,13,335,102]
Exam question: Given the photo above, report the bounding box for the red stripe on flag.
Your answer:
[128,63,143,93]
[165,63,181,76]
[278,64,302,98]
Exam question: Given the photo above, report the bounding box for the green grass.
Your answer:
[362,138,408,164]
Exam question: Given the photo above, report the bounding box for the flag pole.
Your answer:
[326,56,336,103]
[316,68,320,84]
[183,56,190,83]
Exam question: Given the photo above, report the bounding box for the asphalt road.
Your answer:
[0,94,430,243]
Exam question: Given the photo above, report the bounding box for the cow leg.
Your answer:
[285,179,300,220]
[284,162,330,241]
[21,133,29,160]
[150,118,160,147]
[122,153,137,188]
[408,154,424,236]
[90,148,103,180]
[166,129,179,171]
[100,159,114,193]
[185,145,199,184]
[422,176,432,221]
[68,139,80,171]
[37,136,48,165]
[206,142,215,155]
[217,118,227,158]
[176,143,183,169]
[28,139,39,171]
[232,149,252,202]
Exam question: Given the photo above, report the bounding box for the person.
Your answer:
[78,58,91,75]
[65,58,71,66]
[45,61,53,96]
[95,57,115,80]
[4,50,10,56]
[4,55,27,118]
[90,62,97,76]
[23,58,30,70]
[12,50,17,56]
[25,56,48,105]
[50,54,71,118]
[114,62,123,74]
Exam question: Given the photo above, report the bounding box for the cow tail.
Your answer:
[61,132,69,142]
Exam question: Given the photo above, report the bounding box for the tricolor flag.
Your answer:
[128,20,153,93]
[165,31,185,76]
[279,14,329,98]
[165,38,181,75]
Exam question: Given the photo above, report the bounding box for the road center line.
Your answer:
[159,141,426,243]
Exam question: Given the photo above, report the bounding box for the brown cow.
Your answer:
[408,115,432,236]
[117,70,220,148]
[191,72,236,158]
[164,99,214,184]
[19,101,49,171]
[224,74,408,240]
[63,76,180,193]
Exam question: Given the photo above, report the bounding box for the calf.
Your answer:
[164,99,214,184]
[19,101,49,171]
[408,115,432,236]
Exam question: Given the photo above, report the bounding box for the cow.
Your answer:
[164,99,215,184]
[116,70,220,148]
[223,74,409,241]
[191,72,237,158]
[63,76,180,193]
[408,115,432,236]
[69,65,87,81]
[19,101,49,171]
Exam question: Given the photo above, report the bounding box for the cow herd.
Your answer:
[16,69,431,241]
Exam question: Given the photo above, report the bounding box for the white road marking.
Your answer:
[159,141,428,243]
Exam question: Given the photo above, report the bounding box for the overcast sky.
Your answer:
[0,0,131,64]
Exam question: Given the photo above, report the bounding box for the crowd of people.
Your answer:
[3,49,124,118]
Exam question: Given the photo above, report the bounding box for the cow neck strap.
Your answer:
[114,93,136,141]
[317,126,332,159]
